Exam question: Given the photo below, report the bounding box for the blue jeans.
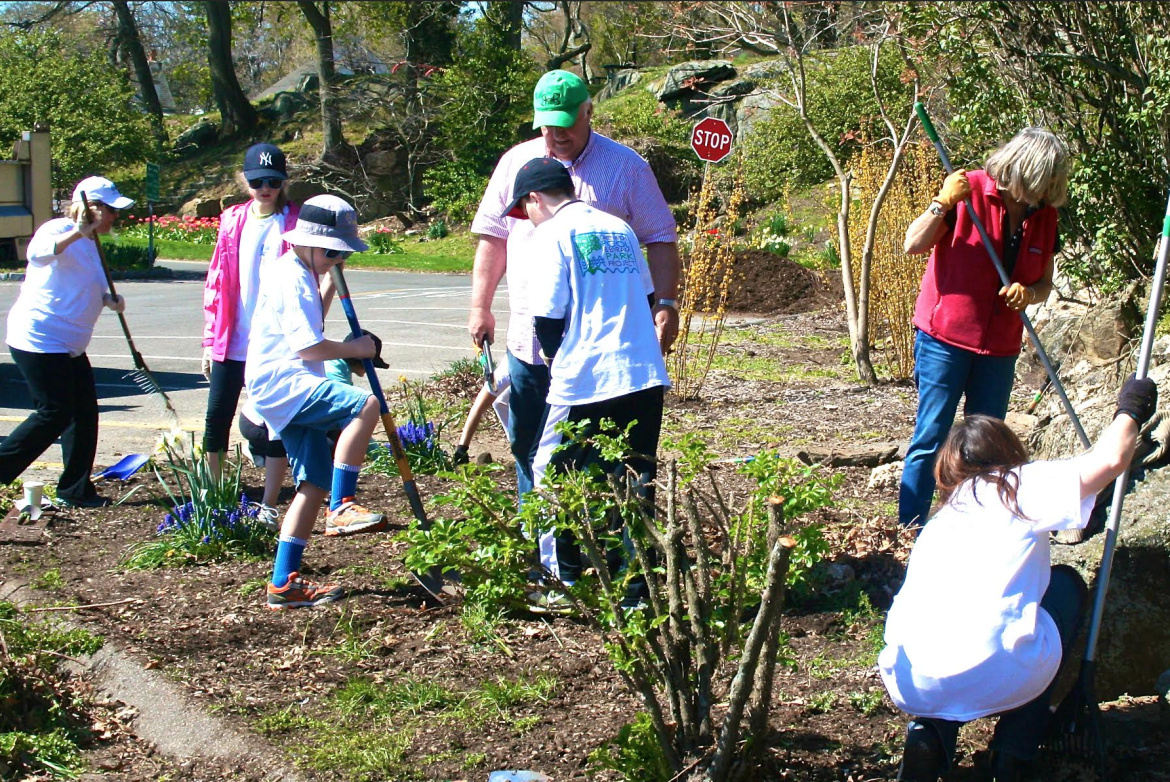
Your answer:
[506,352,550,501]
[912,565,1087,764]
[899,330,1018,528]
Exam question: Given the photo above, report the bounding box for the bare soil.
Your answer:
[2,302,1168,782]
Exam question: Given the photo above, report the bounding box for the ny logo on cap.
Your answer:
[259,152,273,167]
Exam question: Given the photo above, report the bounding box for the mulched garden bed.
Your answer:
[2,305,1168,781]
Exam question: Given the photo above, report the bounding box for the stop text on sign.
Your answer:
[690,117,734,163]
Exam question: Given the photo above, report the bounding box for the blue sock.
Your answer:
[271,535,307,588]
[330,462,361,511]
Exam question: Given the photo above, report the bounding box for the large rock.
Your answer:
[174,119,218,152]
[1051,465,1170,699]
[656,60,736,102]
[595,67,643,102]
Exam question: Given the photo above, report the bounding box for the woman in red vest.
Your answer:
[898,128,1070,530]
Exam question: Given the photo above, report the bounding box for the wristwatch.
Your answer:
[655,298,679,311]
[928,201,947,217]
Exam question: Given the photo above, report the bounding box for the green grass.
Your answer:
[122,231,477,272]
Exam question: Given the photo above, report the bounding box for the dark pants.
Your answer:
[506,353,550,500]
[0,347,99,501]
[204,358,245,453]
[913,565,1088,764]
[547,385,664,584]
[899,330,1018,528]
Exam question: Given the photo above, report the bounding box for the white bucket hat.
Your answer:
[72,176,135,209]
[281,194,369,253]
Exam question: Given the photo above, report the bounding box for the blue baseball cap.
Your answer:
[243,143,287,180]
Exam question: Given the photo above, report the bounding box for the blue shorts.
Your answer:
[278,381,371,490]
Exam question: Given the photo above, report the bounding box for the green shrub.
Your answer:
[593,87,692,149]
[101,239,153,270]
[422,161,489,224]
[740,46,905,202]
[426,220,449,240]
[588,712,673,782]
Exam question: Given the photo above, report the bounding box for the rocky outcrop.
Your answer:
[1051,466,1170,699]
[655,60,737,102]
[174,119,218,152]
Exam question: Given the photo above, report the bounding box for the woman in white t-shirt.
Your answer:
[0,176,130,507]
[883,376,1157,782]
[200,144,300,528]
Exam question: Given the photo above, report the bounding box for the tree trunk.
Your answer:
[111,0,166,147]
[204,0,258,138]
[297,0,345,159]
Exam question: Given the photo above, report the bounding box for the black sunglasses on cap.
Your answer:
[247,176,284,190]
[324,248,352,259]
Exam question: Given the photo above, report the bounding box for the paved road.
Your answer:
[0,259,509,484]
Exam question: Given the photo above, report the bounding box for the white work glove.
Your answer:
[102,293,125,313]
[201,346,214,381]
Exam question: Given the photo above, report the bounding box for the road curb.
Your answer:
[0,579,307,782]
[0,268,175,282]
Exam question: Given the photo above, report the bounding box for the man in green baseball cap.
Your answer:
[468,67,681,509]
[532,69,591,129]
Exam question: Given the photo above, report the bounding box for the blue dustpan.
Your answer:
[93,453,150,481]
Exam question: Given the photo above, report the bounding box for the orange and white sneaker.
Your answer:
[323,499,386,537]
[266,572,345,609]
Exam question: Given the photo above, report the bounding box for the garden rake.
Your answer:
[80,192,180,427]
[914,103,1090,453]
[1044,188,1170,780]
[328,265,451,605]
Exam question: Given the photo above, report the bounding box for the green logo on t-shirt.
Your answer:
[573,231,637,275]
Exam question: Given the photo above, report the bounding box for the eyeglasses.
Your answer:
[247,177,284,190]
[324,249,352,259]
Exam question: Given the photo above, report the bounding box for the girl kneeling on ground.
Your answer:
[881,376,1157,782]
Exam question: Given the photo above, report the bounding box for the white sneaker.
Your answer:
[252,503,280,533]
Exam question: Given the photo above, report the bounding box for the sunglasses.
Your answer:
[324,248,352,259]
[247,176,284,190]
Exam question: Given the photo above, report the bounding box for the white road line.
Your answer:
[86,354,202,362]
[89,335,196,340]
[357,319,465,329]
[379,341,475,351]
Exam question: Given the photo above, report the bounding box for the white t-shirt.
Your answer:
[526,201,670,406]
[879,456,1094,722]
[6,218,108,357]
[227,208,285,361]
[244,251,327,434]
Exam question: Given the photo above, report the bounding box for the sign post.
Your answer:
[144,162,160,267]
[690,117,734,163]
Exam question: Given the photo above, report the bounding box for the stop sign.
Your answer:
[690,117,734,163]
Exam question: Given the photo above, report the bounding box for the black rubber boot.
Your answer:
[898,721,947,782]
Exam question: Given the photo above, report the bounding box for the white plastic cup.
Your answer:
[22,481,44,520]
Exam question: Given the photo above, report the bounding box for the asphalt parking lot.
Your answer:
[0,259,509,486]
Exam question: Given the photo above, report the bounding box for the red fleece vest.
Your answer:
[912,170,1057,357]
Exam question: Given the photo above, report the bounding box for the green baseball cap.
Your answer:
[532,70,590,129]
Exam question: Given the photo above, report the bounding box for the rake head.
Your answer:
[1043,661,1107,780]
[124,366,180,426]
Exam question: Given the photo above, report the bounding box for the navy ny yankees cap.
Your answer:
[243,143,287,180]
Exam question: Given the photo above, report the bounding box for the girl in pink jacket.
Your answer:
[201,144,301,529]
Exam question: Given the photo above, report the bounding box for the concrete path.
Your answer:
[0,259,509,485]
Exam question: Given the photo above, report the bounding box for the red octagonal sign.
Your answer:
[691,117,734,163]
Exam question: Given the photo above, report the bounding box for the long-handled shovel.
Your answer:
[914,103,1090,451]
[1045,189,1170,779]
[327,265,450,605]
[80,192,180,427]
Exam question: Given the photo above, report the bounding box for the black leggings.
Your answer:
[0,347,99,501]
[203,359,245,453]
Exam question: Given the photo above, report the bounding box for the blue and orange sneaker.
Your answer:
[266,572,345,609]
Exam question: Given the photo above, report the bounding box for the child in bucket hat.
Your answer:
[244,194,387,609]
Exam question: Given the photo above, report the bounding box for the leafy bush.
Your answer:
[366,228,405,255]
[740,46,905,202]
[100,239,154,271]
[367,381,451,476]
[422,161,489,224]
[426,220,449,240]
[592,86,692,150]
[0,29,154,187]
[588,712,673,782]
[122,440,271,570]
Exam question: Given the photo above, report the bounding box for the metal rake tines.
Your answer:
[1044,694,1107,779]
[127,368,160,395]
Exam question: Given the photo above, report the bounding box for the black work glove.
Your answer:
[1115,374,1158,424]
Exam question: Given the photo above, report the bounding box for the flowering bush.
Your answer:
[366,227,404,255]
[751,227,792,258]
[123,438,271,569]
[120,214,220,245]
